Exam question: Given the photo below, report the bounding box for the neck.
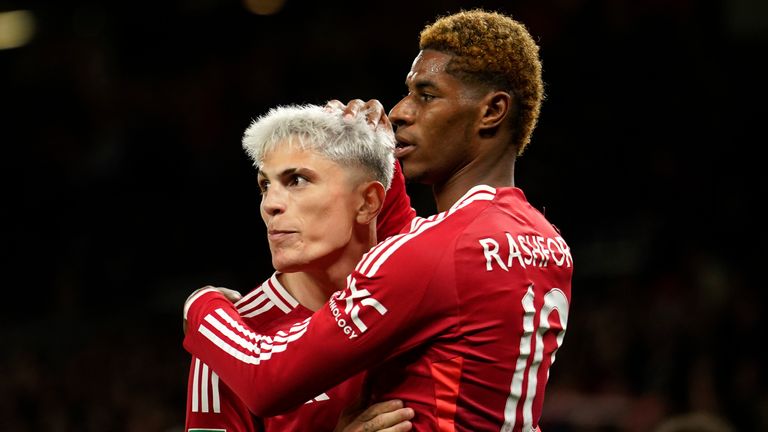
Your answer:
[279,270,345,312]
[278,225,374,312]
[433,149,516,212]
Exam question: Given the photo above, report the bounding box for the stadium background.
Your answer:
[2,0,765,430]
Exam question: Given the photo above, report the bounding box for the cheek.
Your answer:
[430,116,471,155]
[306,200,355,244]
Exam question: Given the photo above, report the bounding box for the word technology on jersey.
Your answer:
[479,233,573,271]
[328,277,388,340]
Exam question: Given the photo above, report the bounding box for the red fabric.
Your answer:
[376,159,416,240]
[184,274,363,432]
[431,356,464,432]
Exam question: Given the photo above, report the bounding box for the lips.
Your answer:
[394,135,415,158]
[268,229,298,242]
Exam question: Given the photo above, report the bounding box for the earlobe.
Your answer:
[356,181,386,225]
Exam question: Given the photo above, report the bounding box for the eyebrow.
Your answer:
[258,167,315,180]
[406,77,439,91]
[405,74,437,89]
[259,167,296,178]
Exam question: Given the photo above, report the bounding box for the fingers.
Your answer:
[379,419,413,432]
[356,399,403,421]
[361,409,414,432]
[325,99,345,112]
[353,400,414,432]
[362,100,386,129]
[343,99,368,122]
[325,98,389,131]
[215,287,243,303]
[182,285,239,336]
[193,285,242,303]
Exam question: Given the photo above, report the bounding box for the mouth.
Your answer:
[268,229,298,242]
[394,136,415,158]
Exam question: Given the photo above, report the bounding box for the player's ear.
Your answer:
[478,90,513,132]
[356,180,386,225]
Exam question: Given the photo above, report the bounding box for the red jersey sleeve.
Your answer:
[185,356,263,432]
[376,159,416,240]
[183,235,454,418]
[184,277,368,432]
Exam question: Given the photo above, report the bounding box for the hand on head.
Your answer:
[326,99,394,142]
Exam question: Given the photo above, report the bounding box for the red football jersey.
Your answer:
[185,273,365,431]
[184,185,573,431]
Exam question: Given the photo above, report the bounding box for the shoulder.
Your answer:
[354,186,501,281]
[234,273,300,322]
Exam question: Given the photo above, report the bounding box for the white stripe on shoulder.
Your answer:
[241,301,275,318]
[235,282,266,308]
[410,216,424,231]
[237,293,268,314]
[184,287,220,321]
[268,273,299,309]
[236,273,298,317]
[262,275,294,313]
[361,185,497,278]
[198,310,311,365]
[356,232,407,275]
[363,225,430,277]
[449,184,496,211]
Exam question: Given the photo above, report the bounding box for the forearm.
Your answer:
[184,290,359,416]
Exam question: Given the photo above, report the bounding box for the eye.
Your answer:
[288,174,309,187]
[419,93,435,102]
[258,179,270,194]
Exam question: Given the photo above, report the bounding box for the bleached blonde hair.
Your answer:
[242,104,395,189]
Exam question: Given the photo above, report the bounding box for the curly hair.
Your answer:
[420,9,544,155]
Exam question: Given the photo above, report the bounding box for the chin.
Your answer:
[401,163,430,184]
[404,170,432,185]
[272,256,314,274]
[273,262,302,273]
[272,257,298,273]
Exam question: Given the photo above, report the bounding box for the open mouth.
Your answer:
[394,138,415,158]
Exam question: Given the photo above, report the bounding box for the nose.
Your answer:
[261,186,286,218]
[388,97,413,129]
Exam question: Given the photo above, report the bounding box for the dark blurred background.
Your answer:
[2,0,766,430]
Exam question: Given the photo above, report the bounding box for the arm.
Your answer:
[377,159,416,240]
[183,242,452,418]
[184,288,265,431]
